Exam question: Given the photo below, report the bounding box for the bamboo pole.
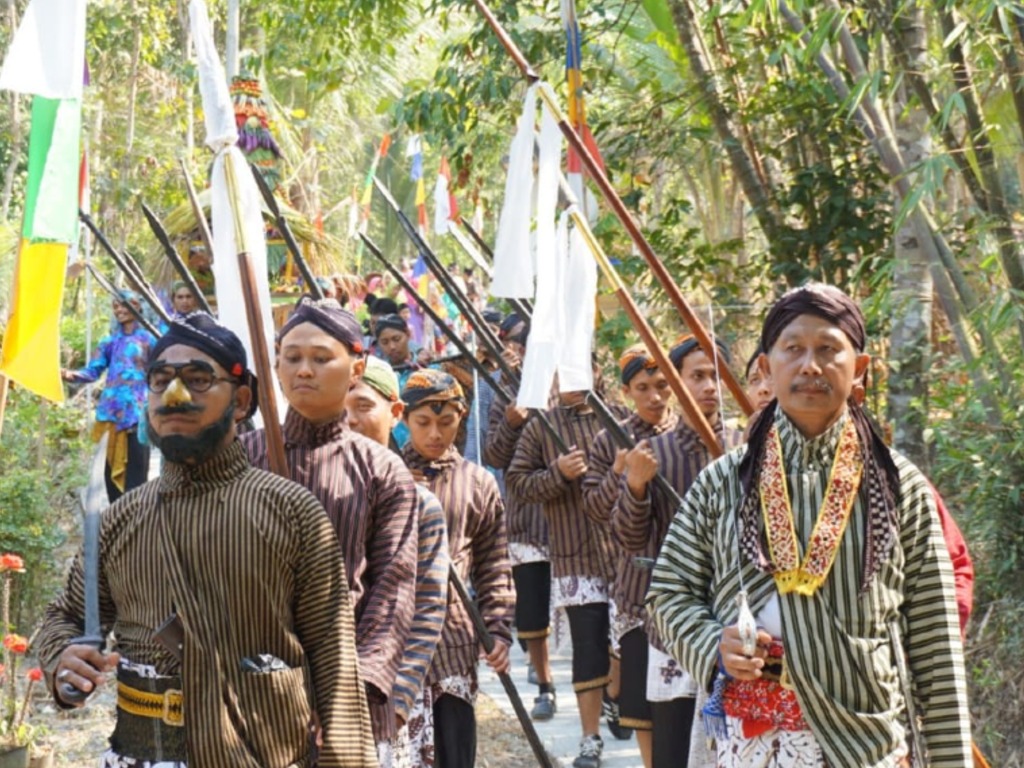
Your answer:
[223,153,289,479]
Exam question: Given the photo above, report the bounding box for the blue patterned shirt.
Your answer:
[69,324,156,431]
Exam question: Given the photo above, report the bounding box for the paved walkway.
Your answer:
[478,641,644,768]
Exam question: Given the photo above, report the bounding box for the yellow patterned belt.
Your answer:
[116,681,184,727]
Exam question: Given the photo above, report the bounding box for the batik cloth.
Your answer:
[646,644,698,702]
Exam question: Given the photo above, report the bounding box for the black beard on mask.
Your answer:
[147,399,237,465]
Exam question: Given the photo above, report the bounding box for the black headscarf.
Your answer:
[279,296,365,353]
[738,283,900,592]
[668,334,731,369]
[374,314,409,339]
[149,311,258,418]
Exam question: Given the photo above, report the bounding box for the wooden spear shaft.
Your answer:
[180,158,216,263]
[575,212,723,457]
[223,153,289,479]
[471,0,753,416]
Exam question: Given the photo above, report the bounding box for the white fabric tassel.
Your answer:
[516,97,565,408]
[557,209,595,393]
[491,85,538,299]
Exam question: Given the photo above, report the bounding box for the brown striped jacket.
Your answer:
[582,411,678,620]
[35,441,377,767]
[242,408,418,742]
[483,390,548,550]
[403,445,515,683]
[612,419,741,647]
[505,404,628,580]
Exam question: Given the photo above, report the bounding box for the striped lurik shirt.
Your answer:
[613,419,740,640]
[506,403,628,580]
[36,441,377,767]
[242,408,418,742]
[403,445,515,683]
[583,411,678,626]
[646,410,973,768]
[483,385,548,550]
[391,485,450,722]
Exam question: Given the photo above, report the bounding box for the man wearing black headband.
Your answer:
[37,312,377,766]
[506,381,629,768]
[648,284,972,768]
[608,335,741,768]
[241,297,419,751]
[581,344,682,763]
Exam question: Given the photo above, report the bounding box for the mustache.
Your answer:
[155,403,204,416]
[791,379,832,393]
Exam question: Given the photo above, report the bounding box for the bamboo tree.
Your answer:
[887,1,933,468]
[664,0,789,255]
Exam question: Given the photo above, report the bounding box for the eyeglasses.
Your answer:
[146,361,237,394]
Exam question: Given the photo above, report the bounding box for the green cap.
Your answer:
[361,356,400,402]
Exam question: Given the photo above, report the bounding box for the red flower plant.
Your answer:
[25,668,43,683]
[2,634,28,654]
[0,554,25,573]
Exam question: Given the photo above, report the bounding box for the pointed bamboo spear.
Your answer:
[223,152,289,478]
[249,163,325,301]
[78,210,172,326]
[472,0,753,417]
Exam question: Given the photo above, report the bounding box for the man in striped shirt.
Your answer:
[346,356,451,768]
[647,284,973,767]
[582,344,680,765]
[241,297,419,747]
[507,385,628,768]
[37,312,377,767]
[483,315,557,721]
[401,368,515,768]
[612,336,741,767]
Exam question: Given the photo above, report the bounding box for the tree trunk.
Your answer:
[664,0,789,255]
[119,2,143,249]
[887,2,932,470]
[0,0,21,222]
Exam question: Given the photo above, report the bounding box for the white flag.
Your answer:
[0,0,86,99]
[557,209,596,393]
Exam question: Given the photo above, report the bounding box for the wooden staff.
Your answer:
[472,0,753,417]
[223,152,289,479]
[180,158,216,263]
[578,217,723,456]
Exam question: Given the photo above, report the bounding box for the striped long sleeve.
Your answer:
[391,487,450,722]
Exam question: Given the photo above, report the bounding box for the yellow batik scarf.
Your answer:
[758,417,863,596]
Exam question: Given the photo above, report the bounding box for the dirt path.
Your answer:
[33,686,534,766]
